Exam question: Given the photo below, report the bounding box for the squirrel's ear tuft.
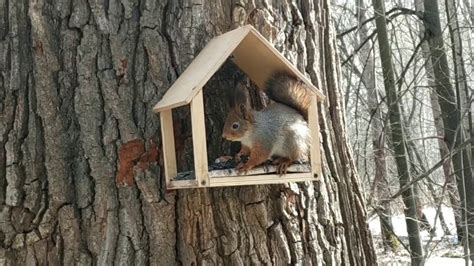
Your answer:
[239,103,247,116]
[233,84,250,107]
[239,104,254,123]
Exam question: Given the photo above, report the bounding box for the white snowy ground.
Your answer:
[369,206,471,265]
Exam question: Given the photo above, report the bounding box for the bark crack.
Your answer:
[161,0,179,78]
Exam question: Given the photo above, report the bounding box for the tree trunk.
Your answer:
[423,0,474,261]
[459,0,474,167]
[356,0,396,252]
[429,91,464,239]
[406,137,449,236]
[372,0,424,264]
[413,0,464,243]
[0,0,376,264]
[446,0,472,158]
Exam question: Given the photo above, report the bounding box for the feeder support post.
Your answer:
[308,97,322,178]
[190,90,210,186]
[160,110,178,185]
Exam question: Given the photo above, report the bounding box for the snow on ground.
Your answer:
[376,253,468,265]
[369,207,457,238]
[370,206,471,265]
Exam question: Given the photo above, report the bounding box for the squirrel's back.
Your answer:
[221,71,314,173]
[253,103,310,162]
[265,72,314,119]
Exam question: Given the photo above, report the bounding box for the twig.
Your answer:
[337,7,422,38]
[368,138,473,218]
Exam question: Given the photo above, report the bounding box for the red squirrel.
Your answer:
[222,72,314,175]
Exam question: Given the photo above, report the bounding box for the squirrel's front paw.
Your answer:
[234,152,243,162]
[235,152,249,163]
[236,163,252,175]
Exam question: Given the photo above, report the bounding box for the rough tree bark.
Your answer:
[0,0,375,265]
[372,0,424,264]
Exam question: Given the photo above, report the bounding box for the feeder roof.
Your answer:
[153,25,325,112]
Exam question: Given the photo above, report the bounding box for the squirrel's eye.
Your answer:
[232,123,239,129]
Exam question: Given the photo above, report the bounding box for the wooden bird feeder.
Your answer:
[153,25,325,189]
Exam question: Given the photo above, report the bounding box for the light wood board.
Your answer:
[166,163,314,189]
[308,98,322,177]
[190,90,209,186]
[160,110,177,185]
[209,173,314,187]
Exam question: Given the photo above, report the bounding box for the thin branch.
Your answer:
[395,34,428,89]
[341,30,377,66]
[340,9,424,67]
[337,7,422,38]
[368,138,473,219]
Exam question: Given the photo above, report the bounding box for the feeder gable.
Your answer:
[153,25,324,113]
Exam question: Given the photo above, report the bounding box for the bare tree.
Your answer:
[334,0,472,262]
[356,0,397,252]
[446,0,473,180]
[423,0,474,262]
[372,0,424,264]
[413,0,464,243]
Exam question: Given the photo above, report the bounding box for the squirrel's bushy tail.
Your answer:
[265,72,314,119]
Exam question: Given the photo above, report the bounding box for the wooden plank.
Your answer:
[166,165,314,189]
[160,110,178,184]
[308,98,322,178]
[232,29,325,100]
[167,179,199,189]
[209,173,313,187]
[190,90,209,186]
[208,163,311,178]
[153,25,253,112]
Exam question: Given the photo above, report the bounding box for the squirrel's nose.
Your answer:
[222,132,229,140]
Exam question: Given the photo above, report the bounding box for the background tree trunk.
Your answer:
[446,0,472,138]
[423,0,474,261]
[0,0,375,264]
[414,0,463,243]
[372,0,424,264]
[356,0,396,252]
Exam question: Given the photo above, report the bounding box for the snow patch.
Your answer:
[370,207,470,265]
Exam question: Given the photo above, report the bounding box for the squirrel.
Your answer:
[222,71,314,175]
